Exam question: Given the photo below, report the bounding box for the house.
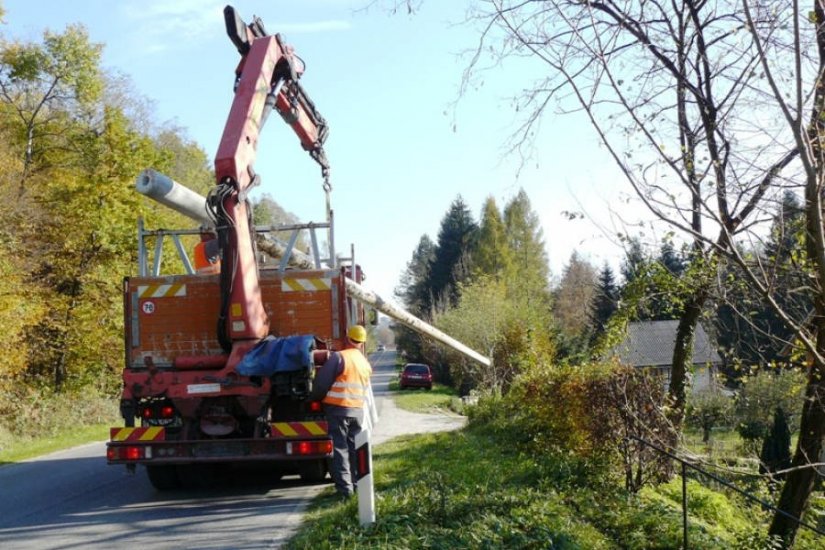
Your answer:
[612,320,723,394]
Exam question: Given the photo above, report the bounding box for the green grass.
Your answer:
[390,381,463,414]
[682,428,744,459]
[284,423,808,549]
[284,427,610,549]
[0,392,118,466]
[0,423,112,464]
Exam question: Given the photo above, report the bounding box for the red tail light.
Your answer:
[107,445,145,461]
[308,401,322,412]
[125,446,142,460]
[141,408,153,419]
[161,405,175,418]
[287,440,332,456]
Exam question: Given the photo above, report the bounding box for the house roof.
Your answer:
[612,320,722,368]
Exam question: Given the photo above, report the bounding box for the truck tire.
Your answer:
[146,465,179,491]
[177,464,216,489]
[299,460,327,483]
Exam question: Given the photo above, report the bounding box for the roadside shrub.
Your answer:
[652,478,751,534]
[469,361,674,492]
[0,384,117,439]
[734,367,805,455]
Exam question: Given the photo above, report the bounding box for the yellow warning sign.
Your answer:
[270,421,329,437]
[137,284,186,298]
[109,426,165,441]
[281,278,331,292]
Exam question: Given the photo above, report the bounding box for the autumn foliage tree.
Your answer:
[0,22,215,404]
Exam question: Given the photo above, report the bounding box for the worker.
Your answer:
[310,324,373,499]
[193,238,220,274]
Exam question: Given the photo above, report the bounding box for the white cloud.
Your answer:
[120,0,223,53]
[119,1,349,56]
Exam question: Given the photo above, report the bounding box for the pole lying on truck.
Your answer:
[134,169,492,368]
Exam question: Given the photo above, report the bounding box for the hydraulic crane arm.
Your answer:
[223,6,329,171]
[211,5,330,365]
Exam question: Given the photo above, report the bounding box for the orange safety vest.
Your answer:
[193,241,220,274]
[322,349,372,408]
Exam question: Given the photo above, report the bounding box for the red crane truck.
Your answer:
[106,5,359,490]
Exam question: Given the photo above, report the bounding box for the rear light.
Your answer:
[286,440,332,456]
[307,401,322,413]
[139,402,177,425]
[107,445,149,461]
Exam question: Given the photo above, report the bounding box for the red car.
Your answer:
[399,363,433,390]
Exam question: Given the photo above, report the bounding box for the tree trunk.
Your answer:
[768,3,825,545]
[768,320,825,546]
[668,289,707,430]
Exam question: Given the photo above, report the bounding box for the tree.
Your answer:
[0,126,43,391]
[394,235,437,363]
[658,240,685,278]
[0,24,103,189]
[686,390,732,443]
[253,193,309,253]
[503,188,550,305]
[734,368,806,457]
[553,251,597,360]
[26,106,160,392]
[473,196,512,278]
[591,262,618,341]
[427,196,477,310]
[464,3,825,540]
[647,239,688,321]
[620,237,648,289]
[396,234,436,318]
[715,194,808,369]
[760,407,792,483]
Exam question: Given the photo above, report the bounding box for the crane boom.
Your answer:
[212,6,329,366]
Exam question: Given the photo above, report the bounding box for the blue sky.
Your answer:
[2,0,636,300]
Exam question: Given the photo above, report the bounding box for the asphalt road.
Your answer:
[0,350,464,550]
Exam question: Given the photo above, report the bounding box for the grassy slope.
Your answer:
[284,427,610,549]
[0,423,112,464]
[284,395,825,550]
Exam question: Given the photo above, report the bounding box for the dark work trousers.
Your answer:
[327,414,363,497]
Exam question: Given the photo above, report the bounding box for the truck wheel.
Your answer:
[299,460,327,483]
[177,464,216,489]
[146,465,179,491]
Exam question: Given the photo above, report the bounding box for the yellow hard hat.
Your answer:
[347,325,367,343]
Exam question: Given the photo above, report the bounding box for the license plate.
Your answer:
[192,441,247,457]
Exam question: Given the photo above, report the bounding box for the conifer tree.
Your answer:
[554,252,597,359]
[591,262,618,339]
[760,407,792,482]
[428,196,477,310]
[394,234,437,363]
[502,188,550,305]
[473,196,511,278]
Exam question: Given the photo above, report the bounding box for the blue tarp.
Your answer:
[235,335,316,376]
